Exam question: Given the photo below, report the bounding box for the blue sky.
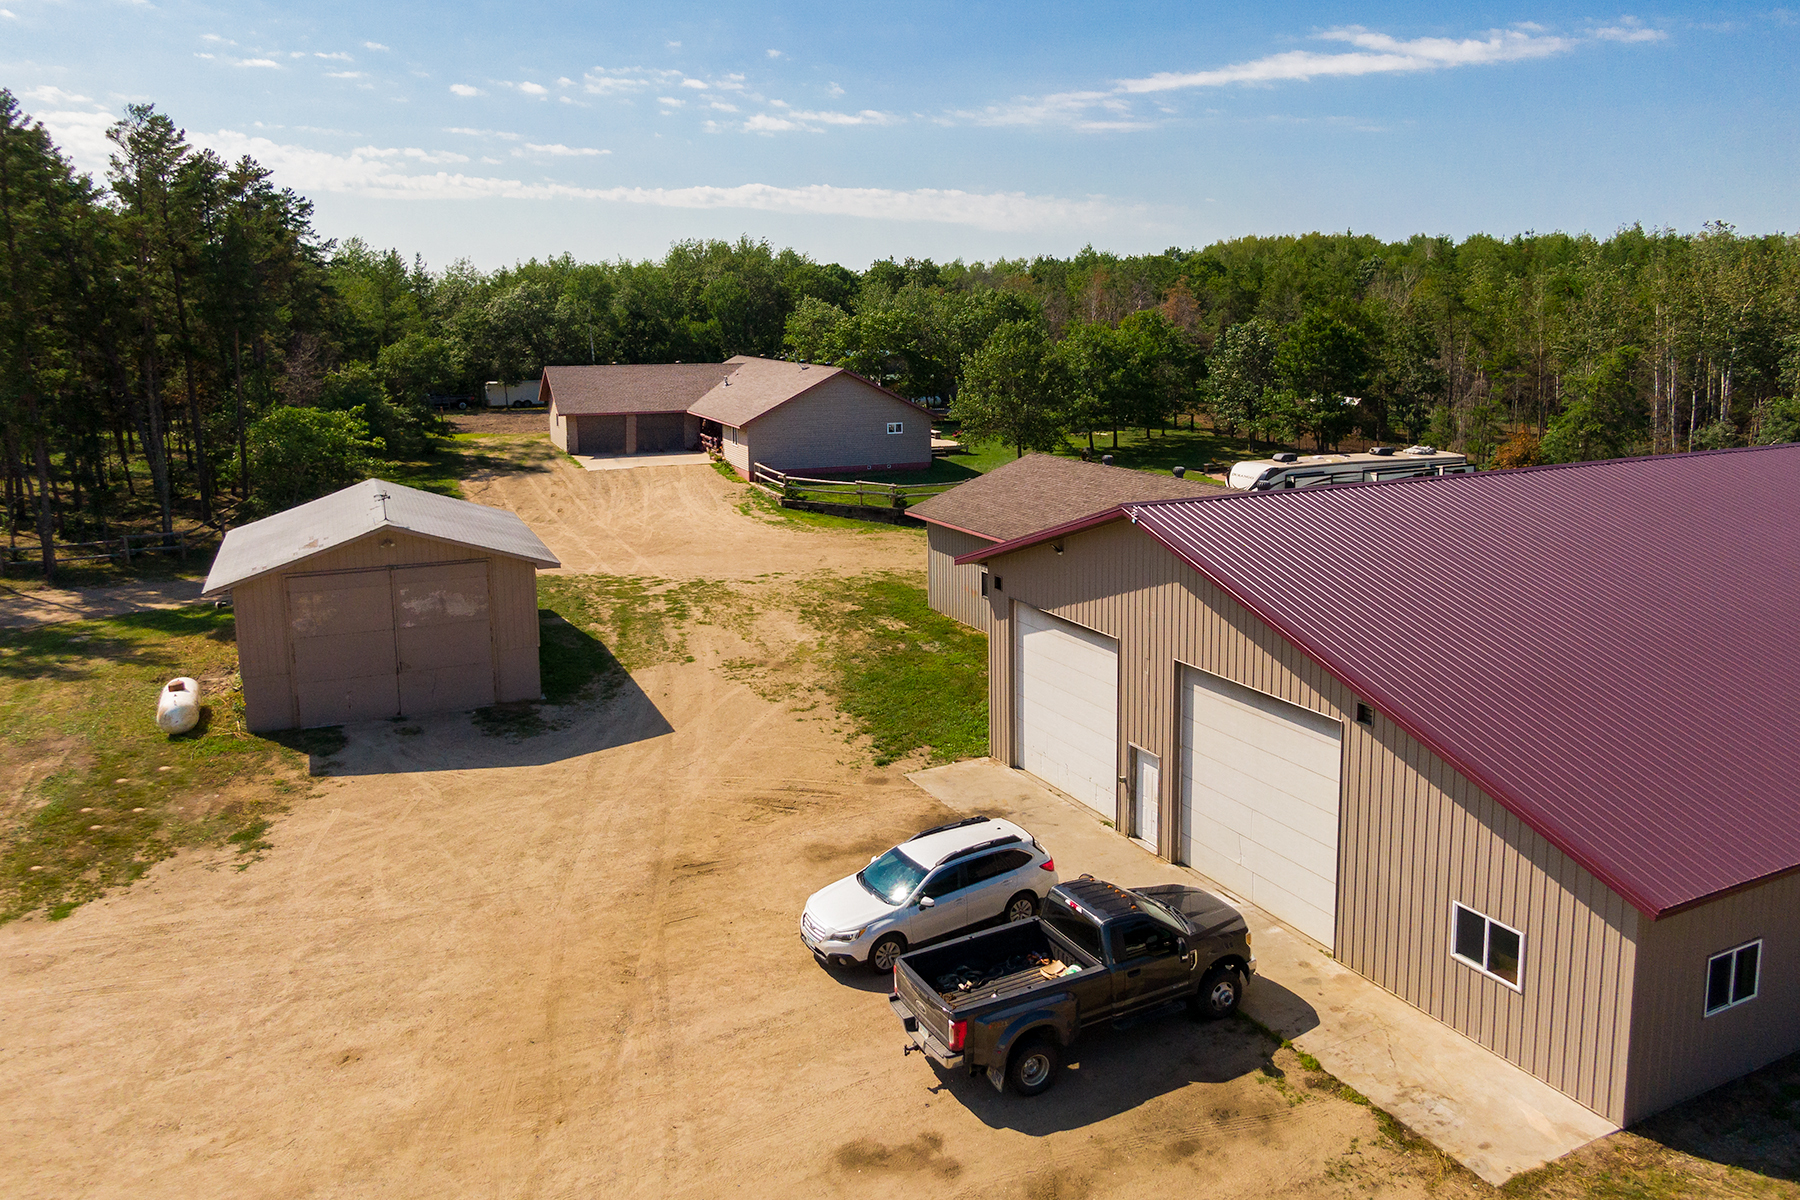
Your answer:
[6,2,1796,269]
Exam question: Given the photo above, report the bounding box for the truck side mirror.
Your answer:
[918,896,936,909]
[1178,938,1190,958]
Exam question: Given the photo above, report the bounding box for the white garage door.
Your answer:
[1179,667,1343,949]
[1015,604,1118,818]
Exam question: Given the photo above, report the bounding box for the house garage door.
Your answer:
[1015,604,1118,818]
[287,562,496,728]
[635,412,688,452]
[1179,667,1343,949]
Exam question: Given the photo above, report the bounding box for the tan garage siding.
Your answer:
[720,423,751,474]
[1624,870,1800,1122]
[926,526,996,630]
[229,528,542,731]
[549,404,570,451]
[983,517,1638,1121]
[743,374,929,473]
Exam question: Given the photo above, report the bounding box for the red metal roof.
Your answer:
[981,446,1800,917]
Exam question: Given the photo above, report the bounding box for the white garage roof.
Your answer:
[202,478,560,596]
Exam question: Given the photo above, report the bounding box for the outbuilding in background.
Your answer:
[202,479,560,732]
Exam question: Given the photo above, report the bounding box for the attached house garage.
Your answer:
[909,454,1224,630]
[543,363,726,456]
[202,479,560,732]
[961,445,1800,1126]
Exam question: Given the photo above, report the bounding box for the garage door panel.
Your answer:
[397,620,494,670]
[1184,749,1337,825]
[394,562,490,627]
[292,629,399,682]
[295,675,401,727]
[1180,665,1342,951]
[399,662,495,714]
[287,574,393,637]
[1016,604,1118,818]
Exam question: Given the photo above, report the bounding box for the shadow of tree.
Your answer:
[1631,1051,1800,1183]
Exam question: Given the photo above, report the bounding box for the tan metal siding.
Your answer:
[1624,871,1800,1121]
[488,556,543,702]
[721,424,751,474]
[232,572,295,732]
[926,526,993,630]
[549,403,569,451]
[984,518,1638,1122]
[742,374,930,472]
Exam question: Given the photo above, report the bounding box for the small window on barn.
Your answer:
[1355,703,1374,726]
[1705,941,1760,1016]
[887,421,904,435]
[1451,903,1523,990]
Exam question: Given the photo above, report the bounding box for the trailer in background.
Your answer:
[484,379,544,408]
[1227,446,1471,491]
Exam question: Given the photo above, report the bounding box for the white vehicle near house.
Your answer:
[1227,446,1471,491]
[800,816,1061,972]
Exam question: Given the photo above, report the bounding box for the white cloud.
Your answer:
[29,108,117,175]
[666,40,681,49]
[658,96,685,108]
[354,145,471,164]
[1117,26,1574,92]
[717,73,746,91]
[238,58,282,69]
[680,78,708,89]
[1593,17,1667,43]
[2,9,19,18]
[766,49,782,58]
[450,83,481,97]
[289,52,307,59]
[327,71,365,79]
[827,82,845,98]
[556,77,573,87]
[196,52,215,60]
[364,41,389,51]
[23,85,94,107]
[710,100,739,113]
[745,113,801,132]
[955,89,1147,131]
[521,142,609,156]
[202,33,234,45]
[516,81,548,95]
[445,126,522,140]
[316,51,354,62]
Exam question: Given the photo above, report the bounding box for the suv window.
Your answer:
[1044,911,1103,960]
[921,864,967,900]
[1109,917,1178,962]
[964,848,1032,884]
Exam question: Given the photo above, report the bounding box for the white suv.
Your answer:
[801,816,1060,972]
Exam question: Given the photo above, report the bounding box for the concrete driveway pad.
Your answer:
[906,758,1619,1185]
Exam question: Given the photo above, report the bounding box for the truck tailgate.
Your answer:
[894,958,955,1051]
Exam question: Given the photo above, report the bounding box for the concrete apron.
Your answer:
[571,451,715,472]
[906,759,1618,1186]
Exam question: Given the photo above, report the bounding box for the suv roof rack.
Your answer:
[908,814,991,841]
[935,834,1022,867]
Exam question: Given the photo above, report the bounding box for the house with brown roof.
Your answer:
[543,356,930,474]
[955,445,1800,1125]
[906,454,1226,629]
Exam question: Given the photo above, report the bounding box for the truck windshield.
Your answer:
[858,849,928,904]
[1135,894,1191,934]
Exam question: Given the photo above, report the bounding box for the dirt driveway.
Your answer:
[0,438,1496,1199]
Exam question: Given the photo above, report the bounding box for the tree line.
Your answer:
[4,91,1799,579]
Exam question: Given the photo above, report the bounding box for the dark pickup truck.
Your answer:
[888,876,1254,1096]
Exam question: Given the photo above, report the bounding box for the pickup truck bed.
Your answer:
[902,920,1102,1013]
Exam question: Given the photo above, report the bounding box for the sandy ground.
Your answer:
[460,449,922,579]
[0,437,1477,1200]
[0,578,206,629]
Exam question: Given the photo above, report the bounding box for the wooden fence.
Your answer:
[750,463,956,511]
[1,531,194,575]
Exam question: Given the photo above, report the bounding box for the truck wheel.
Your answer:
[1007,1036,1060,1096]
[869,934,907,974]
[1193,965,1244,1019]
[1004,892,1039,922]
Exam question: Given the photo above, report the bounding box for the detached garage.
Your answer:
[202,479,560,732]
[962,445,1800,1125]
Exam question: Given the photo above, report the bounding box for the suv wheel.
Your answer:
[869,934,906,974]
[1005,892,1039,922]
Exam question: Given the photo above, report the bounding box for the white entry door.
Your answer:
[1178,667,1343,949]
[1014,604,1118,819]
[1132,748,1160,850]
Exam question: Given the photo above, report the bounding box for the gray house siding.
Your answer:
[742,374,929,473]
[981,516,1639,1121]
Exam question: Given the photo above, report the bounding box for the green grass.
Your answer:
[797,573,987,766]
[378,433,557,497]
[735,482,921,533]
[0,607,307,922]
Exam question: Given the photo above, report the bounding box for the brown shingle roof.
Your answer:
[687,357,921,428]
[543,363,733,415]
[908,453,1225,542]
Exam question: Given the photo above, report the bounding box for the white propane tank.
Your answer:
[156,677,201,735]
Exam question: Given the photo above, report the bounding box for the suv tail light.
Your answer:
[1039,857,1055,871]
[948,1020,967,1052]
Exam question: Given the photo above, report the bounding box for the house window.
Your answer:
[1452,903,1523,990]
[1705,941,1760,1016]
[980,572,989,597]
[887,421,904,435]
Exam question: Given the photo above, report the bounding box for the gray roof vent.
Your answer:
[1369,446,1395,456]
[1272,452,1298,463]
